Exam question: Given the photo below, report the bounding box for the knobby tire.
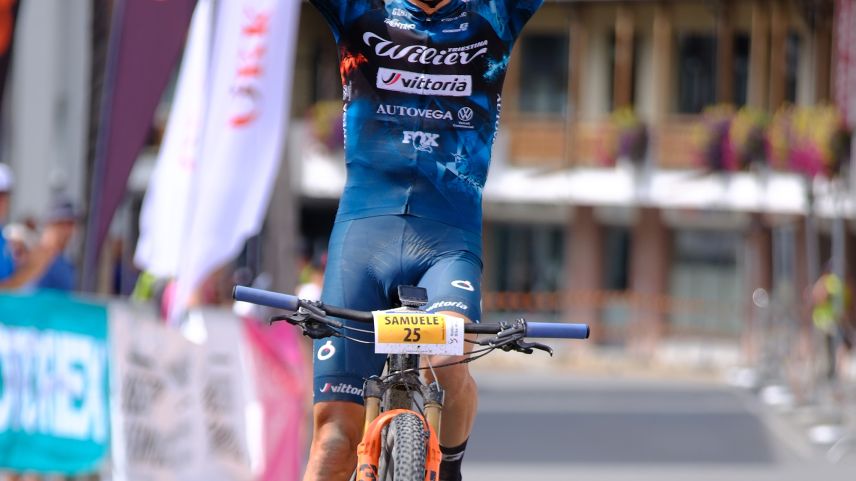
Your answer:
[379,412,428,481]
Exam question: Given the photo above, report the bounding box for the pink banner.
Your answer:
[242,318,310,481]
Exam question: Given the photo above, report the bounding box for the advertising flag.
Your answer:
[84,0,197,288]
[169,0,301,319]
[134,0,212,277]
[0,0,20,121]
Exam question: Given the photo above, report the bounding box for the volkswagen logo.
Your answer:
[457,107,474,122]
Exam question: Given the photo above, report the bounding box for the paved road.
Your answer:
[463,370,855,481]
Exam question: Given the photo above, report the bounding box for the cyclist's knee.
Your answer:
[311,402,364,462]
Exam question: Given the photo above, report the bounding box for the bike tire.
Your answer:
[379,412,428,481]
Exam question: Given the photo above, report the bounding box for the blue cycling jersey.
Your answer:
[310,0,543,234]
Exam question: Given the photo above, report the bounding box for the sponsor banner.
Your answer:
[109,303,208,481]
[0,292,109,474]
[0,0,20,128]
[110,306,255,481]
[135,0,213,277]
[377,67,472,97]
[84,0,197,286]
[171,0,302,319]
[241,318,309,481]
[195,309,254,481]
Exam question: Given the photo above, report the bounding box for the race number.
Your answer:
[373,310,465,355]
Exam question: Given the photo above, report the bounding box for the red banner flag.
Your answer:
[84,0,197,289]
[0,0,20,130]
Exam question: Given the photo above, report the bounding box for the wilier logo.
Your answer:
[378,67,472,97]
[403,131,440,153]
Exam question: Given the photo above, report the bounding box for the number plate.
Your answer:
[373,310,465,355]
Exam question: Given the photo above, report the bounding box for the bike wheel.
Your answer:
[378,412,428,481]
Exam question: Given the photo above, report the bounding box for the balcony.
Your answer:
[507,117,707,170]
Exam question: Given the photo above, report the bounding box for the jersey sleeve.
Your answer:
[504,0,544,39]
[309,0,348,42]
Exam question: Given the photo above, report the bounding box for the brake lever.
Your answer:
[269,309,343,340]
[503,340,553,356]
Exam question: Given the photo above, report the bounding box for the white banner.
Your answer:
[134,0,213,277]
[109,304,209,481]
[109,305,257,481]
[171,0,301,319]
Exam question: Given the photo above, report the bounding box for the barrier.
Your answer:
[0,293,309,480]
[0,292,109,475]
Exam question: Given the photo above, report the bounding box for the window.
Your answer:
[677,34,717,113]
[489,223,564,293]
[785,31,800,103]
[669,229,742,335]
[519,33,569,116]
[602,227,630,291]
[733,34,750,106]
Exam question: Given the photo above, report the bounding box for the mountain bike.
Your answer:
[233,284,589,481]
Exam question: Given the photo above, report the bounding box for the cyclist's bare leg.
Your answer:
[423,313,478,447]
[303,401,364,481]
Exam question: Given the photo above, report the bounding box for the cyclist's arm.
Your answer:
[503,0,545,39]
[308,0,347,41]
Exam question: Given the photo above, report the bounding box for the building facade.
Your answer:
[290,0,856,353]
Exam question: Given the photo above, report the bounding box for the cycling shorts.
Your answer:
[313,214,483,404]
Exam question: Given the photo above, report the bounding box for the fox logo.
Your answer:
[320,382,364,396]
[402,131,440,153]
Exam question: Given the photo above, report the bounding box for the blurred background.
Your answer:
[0,0,855,480]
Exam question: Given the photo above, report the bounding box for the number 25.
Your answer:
[403,327,421,342]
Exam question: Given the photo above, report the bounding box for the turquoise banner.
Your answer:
[0,292,109,474]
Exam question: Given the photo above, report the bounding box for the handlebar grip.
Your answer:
[232,286,300,311]
[526,322,590,339]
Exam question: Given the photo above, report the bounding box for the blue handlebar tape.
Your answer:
[232,286,299,311]
[526,322,590,339]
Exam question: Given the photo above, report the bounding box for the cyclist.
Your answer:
[305,1,544,480]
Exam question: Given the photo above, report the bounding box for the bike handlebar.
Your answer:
[234,285,299,311]
[526,322,589,339]
[232,285,589,340]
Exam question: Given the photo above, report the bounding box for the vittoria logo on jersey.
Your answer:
[319,383,363,396]
[377,68,472,97]
[363,32,488,66]
[377,104,454,120]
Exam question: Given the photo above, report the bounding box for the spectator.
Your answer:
[0,163,14,280]
[812,262,853,380]
[0,165,72,291]
[34,196,80,291]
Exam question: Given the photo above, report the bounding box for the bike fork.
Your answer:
[362,378,446,436]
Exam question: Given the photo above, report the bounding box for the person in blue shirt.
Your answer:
[0,163,15,280]
[35,197,79,292]
[305,1,544,480]
[0,164,70,290]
